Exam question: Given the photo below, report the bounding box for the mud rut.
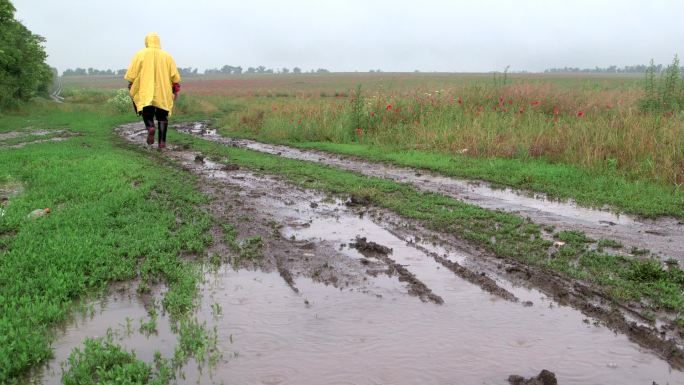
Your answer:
[36,122,684,384]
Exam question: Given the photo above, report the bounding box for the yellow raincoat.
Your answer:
[124,33,181,115]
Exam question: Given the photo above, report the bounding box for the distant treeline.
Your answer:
[544,64,684,74]
[61,66,331,76]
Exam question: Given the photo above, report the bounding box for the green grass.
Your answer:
[62,336,174,385]
[0,107,213,382]
[218,133,684,219]
[172,128,684,316]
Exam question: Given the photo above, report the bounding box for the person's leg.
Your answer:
[155,108,169,148]
[141,106,156,145]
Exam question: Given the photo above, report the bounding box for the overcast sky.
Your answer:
[13,0,684,73]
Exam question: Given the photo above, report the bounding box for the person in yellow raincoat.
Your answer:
[124,33,181,148]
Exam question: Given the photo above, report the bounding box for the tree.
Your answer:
[281,67,290,74]
[292,67,301,74]
[0,0,53,109]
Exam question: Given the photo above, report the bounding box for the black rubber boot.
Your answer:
[142,114,155,145]
[158,120,168,149]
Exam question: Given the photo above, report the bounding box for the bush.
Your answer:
[107,88,133,113]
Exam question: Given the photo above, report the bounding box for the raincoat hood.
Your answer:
[145,33,161,49]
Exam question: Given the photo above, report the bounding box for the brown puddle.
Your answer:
[36,268,681,385]
[176,122,684,261]
[33,122,682,384]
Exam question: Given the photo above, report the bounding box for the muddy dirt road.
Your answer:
[36,122,683,384]
[176,122,684,262]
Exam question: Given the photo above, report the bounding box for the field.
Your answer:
[2,73,684,384]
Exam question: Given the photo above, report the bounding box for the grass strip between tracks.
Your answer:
[217,130,684,219]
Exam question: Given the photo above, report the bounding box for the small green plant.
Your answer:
[597,239,623,250]
[349,84,365,139]
[240,236,263,260]
[630,246,650,256]
[172,318,219,368]
[139,309,158,336]
[211,302,222,318]
[623,259,665,282]
[555,230,593,245]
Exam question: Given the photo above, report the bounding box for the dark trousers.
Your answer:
[141,106,168,127]
[141,106,169,143]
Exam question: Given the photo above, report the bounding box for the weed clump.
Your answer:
[106,88,133,113]
[62,337,173,385]
[639,55,684,113]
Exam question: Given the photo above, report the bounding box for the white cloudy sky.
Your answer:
[13,0,684,73]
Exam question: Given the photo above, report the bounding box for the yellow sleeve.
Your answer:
[124,52,142,82]
[168,55,181,84]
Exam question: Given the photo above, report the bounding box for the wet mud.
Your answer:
[0,129,78,148]
[169,122,684,365]
[36,121,683,384]
[508,369,558,385]
[173,122,684,362]
[176,122,684,261]
[350,236,444,304]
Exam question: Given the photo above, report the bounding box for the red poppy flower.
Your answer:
[553,106,560,115]
[508,99,513,105]
[457,97,462,105]
[530,100,541,106]
[355,127,363,136]
[386,104,393,111]
[519,107,525,114]
[370,112,376,118]
[394,107,401,113]
[577,111,584,118]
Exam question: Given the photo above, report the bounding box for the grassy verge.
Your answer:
[219,129,684,219]
[172,128,684,315]
[0,107,213,382]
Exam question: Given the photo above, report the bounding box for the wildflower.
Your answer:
[370,112,376,118]
[508,99,513,105]
[553,106,560,115]
[394,107,401,113]
[530,100,541,106]
[355,127,363,136]
[386,104,393,111]
[519,107,525,114]
[457,97,462,105]
[577,111,584,118]
[297,119,302,124]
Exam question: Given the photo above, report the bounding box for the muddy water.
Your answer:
[176,122,684,261]
[37,122,681,384]
[37,267,681,384]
